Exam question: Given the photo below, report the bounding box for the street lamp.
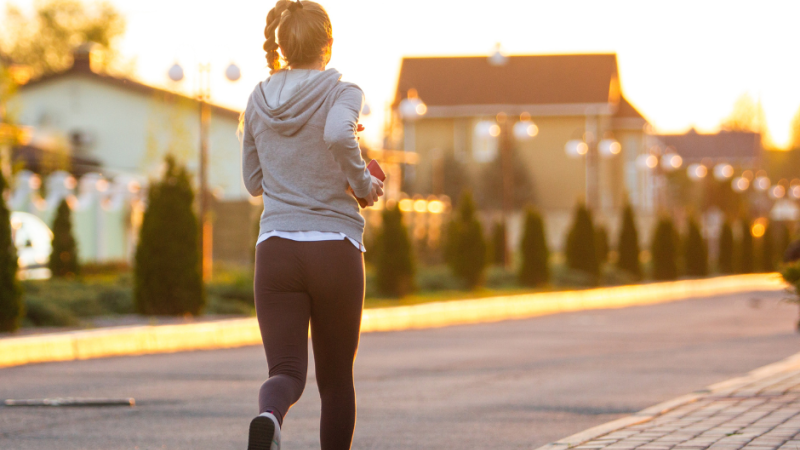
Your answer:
[474,112,539,266]
[168,61,241,281]
[564,133,620,210]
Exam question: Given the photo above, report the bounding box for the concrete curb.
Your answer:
[533,344,800,450]
[0,273,786,369]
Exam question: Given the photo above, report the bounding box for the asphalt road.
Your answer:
[1,290,799,450]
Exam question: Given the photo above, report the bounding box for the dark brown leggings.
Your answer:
[254,237,364,450]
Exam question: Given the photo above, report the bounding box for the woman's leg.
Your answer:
[304,240,365,450]
[254,238,311,423]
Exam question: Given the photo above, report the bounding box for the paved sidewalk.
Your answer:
[540,354,800,450]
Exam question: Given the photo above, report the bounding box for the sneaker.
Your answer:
[247,412,281,450]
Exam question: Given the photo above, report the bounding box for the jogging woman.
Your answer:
[241,1,383,449]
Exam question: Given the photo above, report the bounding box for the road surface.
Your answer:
[1,290,798,449]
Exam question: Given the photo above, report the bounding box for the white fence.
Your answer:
[9,170,146,263]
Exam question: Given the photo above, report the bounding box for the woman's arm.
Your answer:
[323,86,373,198]
[241,109,264,197]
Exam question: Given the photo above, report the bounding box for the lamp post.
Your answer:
[474,112,538,266]
[565,129,621,211]
[168,61,241,281]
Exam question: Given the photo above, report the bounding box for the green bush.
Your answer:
[738,216,754,274]
[375,204,415,297]
[780,261,800,330]
[489,221,507,267]
[445,192,487,289]
[718,220,735,274]
[616,204,642,280]
[595,225,609,266]
[0,170,23,332]
[565,203,598,283]
[683,217,708,277]
[518,207,549,287]
[49,198,80,277]
[134,156,205,316]
[651,217,679,281]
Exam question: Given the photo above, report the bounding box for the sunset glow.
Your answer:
[4,0,800,149]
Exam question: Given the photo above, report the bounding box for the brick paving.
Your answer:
[573,369,800,450]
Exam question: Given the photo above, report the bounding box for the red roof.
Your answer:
[394,54,622,108]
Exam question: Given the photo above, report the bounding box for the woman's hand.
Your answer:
[364,175,384,207]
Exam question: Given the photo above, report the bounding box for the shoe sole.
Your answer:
[247,415,276,450]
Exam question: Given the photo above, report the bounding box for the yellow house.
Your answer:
[388,52,651,244]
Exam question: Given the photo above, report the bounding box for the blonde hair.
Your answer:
[263,1,333,74]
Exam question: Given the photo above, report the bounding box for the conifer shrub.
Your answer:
[738,216,754,274]
[0,170,23,332]
[445,191,487,289]
[595,225,609,266]
[616,204,642,280]
[375,203,415,297]
[683,217,708,277]
[489,221,507,267]
[718,220,735,274]
[134,156,205,316]
[565,203,599,282]
[651,217,679,281]
[48,199,80,277]
[518,207,549,287]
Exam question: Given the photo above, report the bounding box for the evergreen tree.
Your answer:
[595,225,610,266]
[445,191,487,289]
[616,204,642,280]
[489,221,507,266]
[0,170,23,332]
[683,217,708,277]
[565,203,599,281]
[375,204,415,297]
[718,220,735,274]
[651,218,679,281]
[48,199,79,277]
[738,216,754,274]
[518,207,549,287]
[761,221,775,273]
[134,156,205,316]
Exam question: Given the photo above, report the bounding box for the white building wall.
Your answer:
[11,74,247,200]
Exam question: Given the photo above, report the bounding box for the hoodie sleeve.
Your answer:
[241,104,264,197]
[323,85,373,199]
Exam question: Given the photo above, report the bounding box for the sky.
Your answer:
[5,0,800,149]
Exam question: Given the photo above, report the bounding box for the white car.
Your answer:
[10,211,53,280]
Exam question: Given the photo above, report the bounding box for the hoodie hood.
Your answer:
[250,68,343,137]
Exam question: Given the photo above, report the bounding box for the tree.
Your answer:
[616,204,642,280]
[489,221,507,266]
[721,93,765,133]
[718,220,735,274]
[48,198,79,277]
[595,225,609,266]
[651,218,679,281]
[445,191,487,289]
[375,204,415,297]
[134,156,205,316]
[0,170,23,332]
[476,147,535,210]
[518,207,549,287]
[683,217,708,277]
[0,0,128,79]
[789,105,800,150]
[565,203,599,281]
[760,221,775,273]
[738,216,754,274]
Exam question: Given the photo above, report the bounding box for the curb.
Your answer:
[533,348,800,450]
[0,273,786,369]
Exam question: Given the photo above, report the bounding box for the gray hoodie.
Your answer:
[242,68,373,245]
